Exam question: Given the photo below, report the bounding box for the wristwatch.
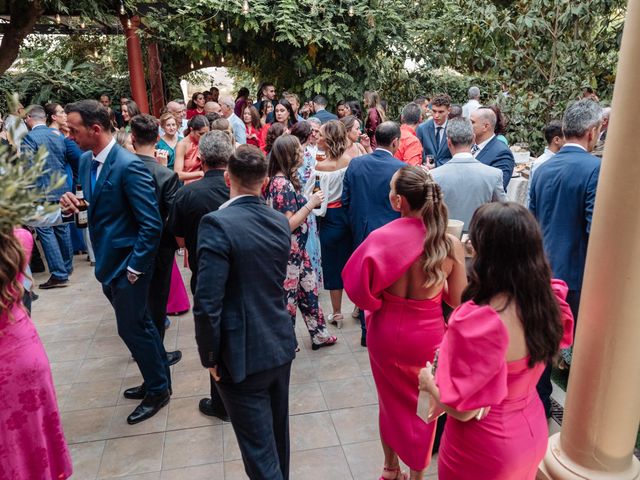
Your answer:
[127,271,140,284]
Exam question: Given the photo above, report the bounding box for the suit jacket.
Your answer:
[430,154,507,232]
[475,136,515,190]
[312,109,338,124]
[80,143,163,285]
[416,119,452,167]
[194,195,295,383]
[342,149,405,247]
[529,146,600,291]
[22,125,70,201]
[139,154,180,249]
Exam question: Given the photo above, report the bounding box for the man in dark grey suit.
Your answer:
[194,145,295,480]
[431,117,506,233]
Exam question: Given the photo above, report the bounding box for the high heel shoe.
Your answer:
[311,335,338,350]
[379,466,408,480]
[327,313,344,329]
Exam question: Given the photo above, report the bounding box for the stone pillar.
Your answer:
[120,15,149,114]
[539,0,640,478]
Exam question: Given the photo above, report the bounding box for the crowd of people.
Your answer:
[0,81,610,480]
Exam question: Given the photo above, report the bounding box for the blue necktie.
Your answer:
[90,159,100,195]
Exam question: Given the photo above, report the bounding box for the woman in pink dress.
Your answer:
[1,228,72,479]
[418,202,574,480]
[166,260,190,315]
[174,115,210,185]
[343,166,466,480]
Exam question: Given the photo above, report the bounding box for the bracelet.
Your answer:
[303,204,312,214]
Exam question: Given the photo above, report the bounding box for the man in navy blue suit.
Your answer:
[416,93,453,166]
[60,100,170,425]
[194,145,295,479]
[311,95,338,124]
[23,105,73,289]
[342,122,405,346]
[470,107,515,189]
[529,99,603,417]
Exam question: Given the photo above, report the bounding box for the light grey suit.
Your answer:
[431,153,507,232]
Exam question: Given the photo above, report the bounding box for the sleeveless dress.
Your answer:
[182,135,202,185]
[436,280,574,479]
[343,217,444,470]
[156,136,181,170]
[0,230,73,479]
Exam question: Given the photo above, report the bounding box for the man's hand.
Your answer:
[209,365,220,382]
[60,191,82,214]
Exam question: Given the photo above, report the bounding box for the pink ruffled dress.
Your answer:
[343,217,444,470]
[435,279,574,480]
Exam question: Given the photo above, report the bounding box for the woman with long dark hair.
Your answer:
[265,135,338,350]
[340,114,372,159]
[174,115,210,184]
[343,166,466,480]
[418,202,574,480]
[363,91,386,149]
[186,92,206,119]
[242,105,262,148]
[121,99,140,132]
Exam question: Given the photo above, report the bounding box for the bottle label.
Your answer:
[76,191,84,199]
[77,211,88,224]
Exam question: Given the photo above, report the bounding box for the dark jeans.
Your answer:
[102,271,170,394]
[536,289,581,416]
[216,362,292,480]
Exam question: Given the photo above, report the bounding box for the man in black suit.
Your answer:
[128,114,182,375]
[194,145,295,480]
[167,130,232,421]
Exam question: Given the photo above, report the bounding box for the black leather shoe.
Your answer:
[39,276,68,289]
[123,384,146,400]
[127,390,170,425]
[198,398,230,422]
[167,350,182,366]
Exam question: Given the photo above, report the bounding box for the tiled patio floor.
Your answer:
[33,253,561,479]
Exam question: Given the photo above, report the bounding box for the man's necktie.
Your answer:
[90,159,100,195]
[436,126,443,145]
[471,144,479,155]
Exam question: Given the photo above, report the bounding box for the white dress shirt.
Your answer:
[219,194,254,210]
[462,99,481,119]
[93,137,117,177]
[473,134,496,157]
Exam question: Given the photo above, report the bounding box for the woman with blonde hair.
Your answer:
[363,90,386,149]
[156,112,182,170]
[343,166,467,480]
[265,135,338,351]
[304,120,354,327]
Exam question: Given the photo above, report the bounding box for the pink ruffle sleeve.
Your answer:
[342,217,426,313]
[435,302,509,411]
[13,227,34,264]
[551,278,575,349]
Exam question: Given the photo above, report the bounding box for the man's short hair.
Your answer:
[129,114,159,146]
[400,103,421,125]
[563,99,603,138]
[199,130,234,168]
[413,95,428,105]
[543,120,563,145]
[312,95,328,107]
[65,100,111,131]
[446,117,474,147]
[476,107,497,130]
[431,93,452,108]
[449,104,463,119]
[228,145,268,187]
[468,86,480,100]
[26,105,46,121]
[219,95,234,108]
[375,121,401,147]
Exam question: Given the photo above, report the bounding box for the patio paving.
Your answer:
[32,252,560,479]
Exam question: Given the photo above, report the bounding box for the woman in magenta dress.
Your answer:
[418,202,574,480]
[343,166,466,480]
[0,228,72,479]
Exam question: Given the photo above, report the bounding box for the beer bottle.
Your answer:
[75,184,89,229]
[312,174,321,194]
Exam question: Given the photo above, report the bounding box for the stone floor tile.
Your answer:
[61,378,123,412]
[68,440,106,480]
[50,360,81,386]
[87,335,131,358]
[76,356,130,383]
[290,446,352,479]
[289,411,340,451]
[330,404,380,445]
[112,473,160,480]
[43,338,92,362]
[51,320,100,342]
[96,319,119,337]
[160,463,224,480]
[223,459,248,480]
[353,350,373,376]
[171,348,204,373]
[314,352,362,382]
[320,377,377,410]
[223,423,242,461]
[107,403,169,438]
[61,406,115,444]
[162,425,223,470]
[289,382,327,415]
[166,395,223,431]
[98,432,164,478]
[290,358,317,385]
[168,369,210,398]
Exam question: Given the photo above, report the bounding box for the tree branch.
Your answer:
[0,0,45,75]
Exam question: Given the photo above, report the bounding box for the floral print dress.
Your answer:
[297,147,323,285]
[266,175,333,344]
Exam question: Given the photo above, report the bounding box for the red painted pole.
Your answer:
[147,42,165,118]
[120,15,149,114]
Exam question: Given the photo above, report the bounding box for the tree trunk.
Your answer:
[0,0,45,75]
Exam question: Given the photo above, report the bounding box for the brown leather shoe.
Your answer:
[39,277,69,289]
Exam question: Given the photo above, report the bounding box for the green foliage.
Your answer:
[0,35,130,112]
